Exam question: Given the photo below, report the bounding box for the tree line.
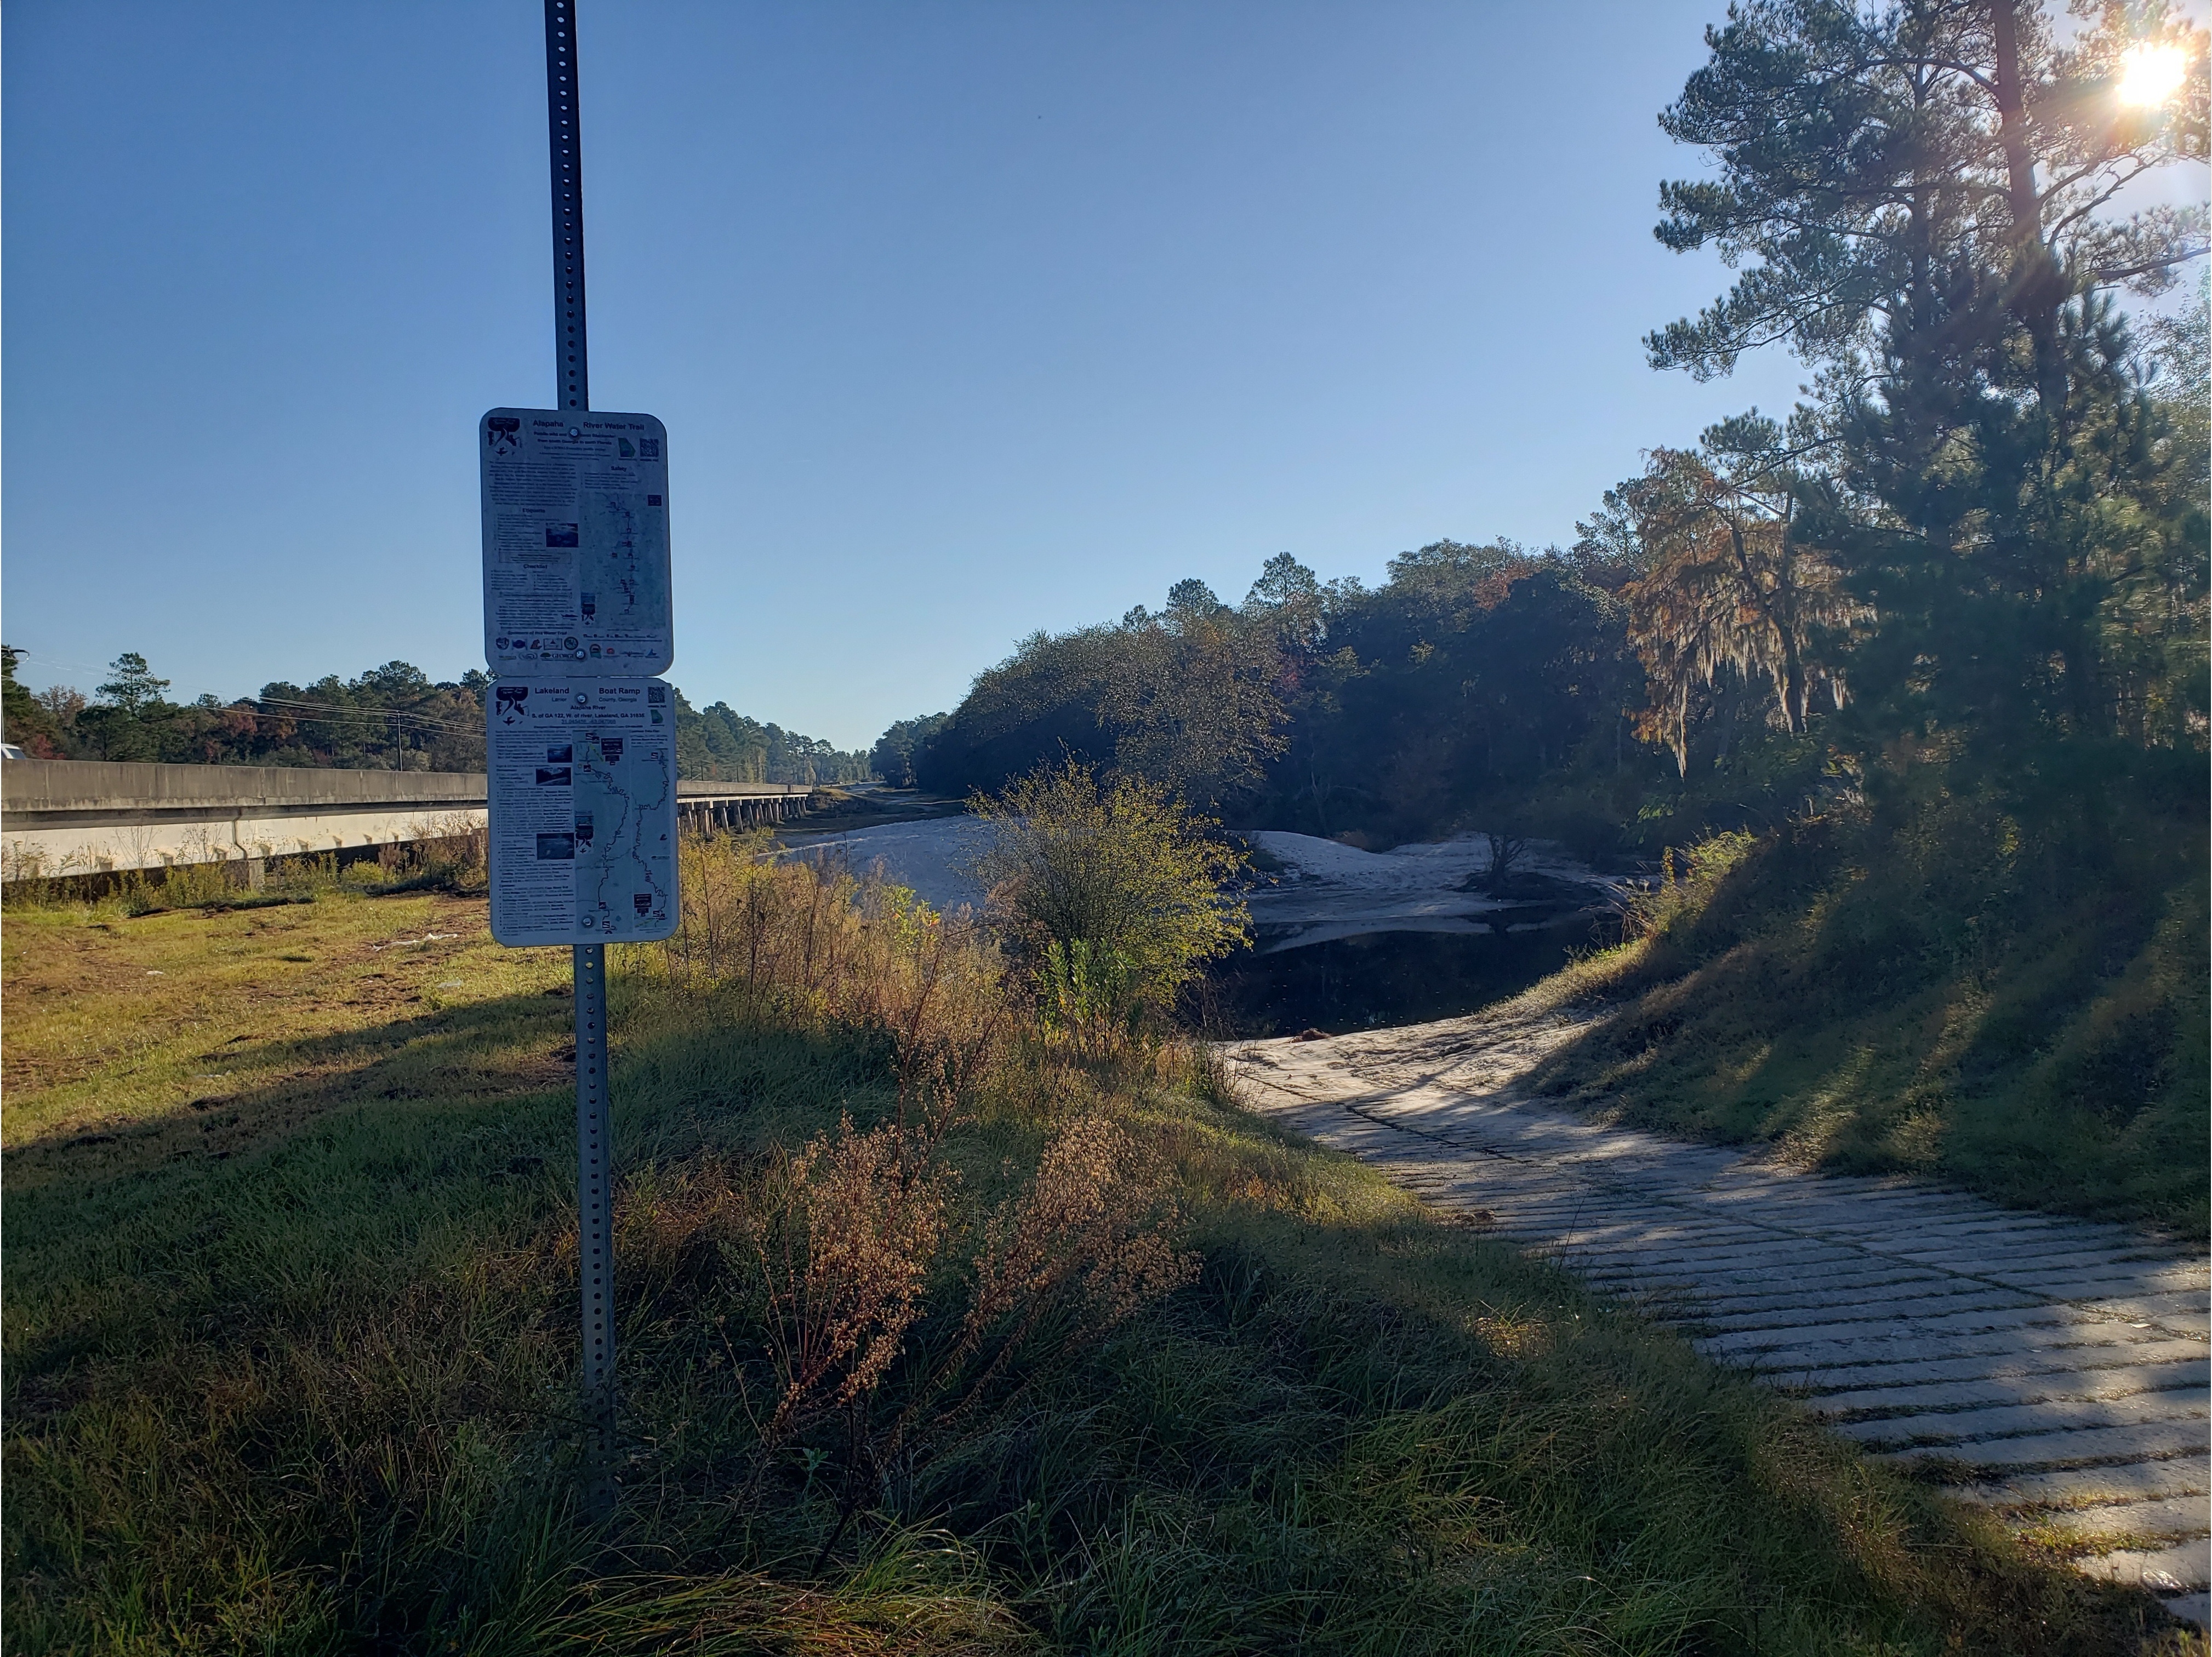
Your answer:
[885,1,2207,859]
[674,692,872,786]
[1,649,871,786]
[896,547,1642,845]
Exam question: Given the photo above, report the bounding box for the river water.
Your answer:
[776,816,1627,1036]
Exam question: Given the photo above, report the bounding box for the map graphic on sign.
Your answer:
[480,409,672,676]
[488,678,679,946]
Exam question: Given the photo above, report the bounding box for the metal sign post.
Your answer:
[478,0,680,1517]
[547,0,588,421]
[549,0,616,1521]
[476,0,687,1517]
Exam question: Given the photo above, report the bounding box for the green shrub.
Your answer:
[1619,828,1759,944]
[967,759,1249,1037]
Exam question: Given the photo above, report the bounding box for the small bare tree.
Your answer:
[1483,831,1530,896]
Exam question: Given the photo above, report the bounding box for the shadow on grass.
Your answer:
[3,979,2195,1654]
[5,986,579,1185]
[1517,821,2210,1233]
[2,982,911,1393]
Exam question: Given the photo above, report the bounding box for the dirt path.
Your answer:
[1227,1005,2212,1625]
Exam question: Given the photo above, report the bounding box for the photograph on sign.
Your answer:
[480,409,674,676]
[488,677,680,946]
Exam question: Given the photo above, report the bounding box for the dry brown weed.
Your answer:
[756,1115,957,1442]
[925,1114,1198,1426]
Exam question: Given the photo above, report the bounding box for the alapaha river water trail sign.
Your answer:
[487,677,679,947]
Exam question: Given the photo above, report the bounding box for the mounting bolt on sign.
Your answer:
[478,0,680,1519]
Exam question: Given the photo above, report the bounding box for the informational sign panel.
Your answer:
[488,677,680,946]
[480,409,673,677]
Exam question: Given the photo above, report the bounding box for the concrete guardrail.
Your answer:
[1,759,834,881]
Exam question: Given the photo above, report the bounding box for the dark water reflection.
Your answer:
[1198,923,1590,1038]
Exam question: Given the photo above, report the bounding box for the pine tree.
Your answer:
[1649,0,2208,752]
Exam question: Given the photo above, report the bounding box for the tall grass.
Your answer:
[3,833,2192,1652]
[1529,766,2210,1231]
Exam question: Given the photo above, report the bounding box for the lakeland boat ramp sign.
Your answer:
[480,409,673,676]
[486,677,679,946]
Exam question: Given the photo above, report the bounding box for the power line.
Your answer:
[250,696,476,732]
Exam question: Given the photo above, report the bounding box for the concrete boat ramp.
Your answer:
[1227,1007,2211,1626]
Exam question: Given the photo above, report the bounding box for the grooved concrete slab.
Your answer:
[1992,1461,2211,1506]
[1735,1322,2200,1372]
[1812,1361,2210,1416]
[1880,1418,2209,1467]
[2031,1495,2211,1542]
[1795,1341,2212,1391]
[1227,1004,2211,1625]
[1835,1391,2210,1447]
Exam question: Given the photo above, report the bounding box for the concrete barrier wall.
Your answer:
[4,759,822,816]
[2,808,491,881]
[1,759,836,879]
[679,782,817,799]
[3,759,488,815]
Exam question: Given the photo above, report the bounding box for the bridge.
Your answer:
[0,759,831,882]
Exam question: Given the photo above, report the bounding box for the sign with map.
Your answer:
[487,678,679,946]
[480,408,673,677]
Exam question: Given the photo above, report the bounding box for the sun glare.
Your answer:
[2117,41,2189,107]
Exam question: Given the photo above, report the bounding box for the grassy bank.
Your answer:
[3,872,2193,1652]
[1519,762,2209,1236]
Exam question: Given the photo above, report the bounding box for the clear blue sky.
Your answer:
[1,1,2182,750]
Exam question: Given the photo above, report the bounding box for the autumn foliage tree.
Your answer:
[1610,436,1869,773]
